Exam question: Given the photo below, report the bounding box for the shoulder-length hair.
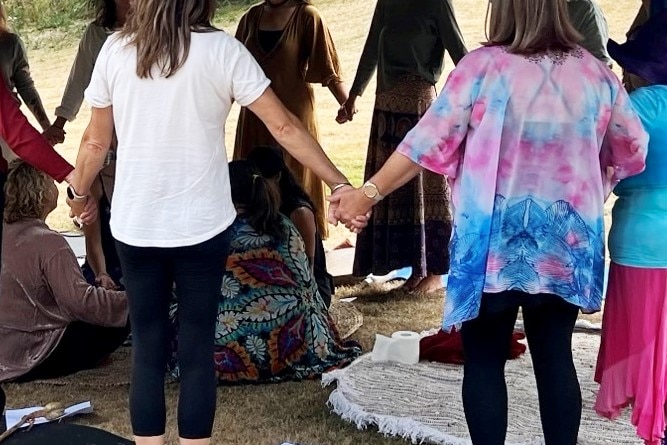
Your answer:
[485,0,581,54]
[4,161,49,224]
[120,0,217,79]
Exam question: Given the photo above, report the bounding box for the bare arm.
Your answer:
[368,151,423,197]
[70,106,114,196]
[82,177,108,280]
[247,88,350,189]
[328,81,348,105]
[331,151,422,228]
[290,207,318,270]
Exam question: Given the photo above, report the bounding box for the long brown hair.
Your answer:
[485,0,581,54]
[228,161,284,240]
[120,0,217,79]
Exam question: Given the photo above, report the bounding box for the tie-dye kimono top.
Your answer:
[396,45,648,329]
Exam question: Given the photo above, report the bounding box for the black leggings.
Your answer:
[461,291,581,445]
[115,230,230,439]
[15,321,130,382]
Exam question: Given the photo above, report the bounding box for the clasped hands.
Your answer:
[327,184,375,233]
[64,180,98,227]
[335,96,358,124]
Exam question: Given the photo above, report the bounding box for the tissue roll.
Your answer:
[389,331,420,364]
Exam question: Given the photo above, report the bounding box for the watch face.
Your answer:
[363,183,378,199]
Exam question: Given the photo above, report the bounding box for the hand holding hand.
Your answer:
[338,96,358,124]
[327,184,353,226]
[79,196,99,225]
[96,273,119,290]
[328,186,374,233]
[43,125,66,145]
[66,194,98,226]
[335,106,349,124]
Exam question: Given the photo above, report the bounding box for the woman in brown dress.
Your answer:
[340,0,467,293]
[234,0,348,238]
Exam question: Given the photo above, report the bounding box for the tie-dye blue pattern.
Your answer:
[445,195,605,329]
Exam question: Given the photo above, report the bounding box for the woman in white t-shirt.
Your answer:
[65,1,362,444]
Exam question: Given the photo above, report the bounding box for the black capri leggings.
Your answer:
[461,291,581,445]
[116,230,230,439]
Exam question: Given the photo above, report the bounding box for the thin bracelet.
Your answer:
[331,182,351,193]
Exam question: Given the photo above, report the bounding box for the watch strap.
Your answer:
[67,185,87,201]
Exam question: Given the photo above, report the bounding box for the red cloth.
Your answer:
[0,73,73,181]
[420,329,527,364]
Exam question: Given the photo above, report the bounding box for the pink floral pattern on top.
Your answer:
[396,45,649,329]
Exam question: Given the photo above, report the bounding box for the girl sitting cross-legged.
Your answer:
[169,160,361,384]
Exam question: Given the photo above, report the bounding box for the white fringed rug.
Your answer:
[323,333,640,445]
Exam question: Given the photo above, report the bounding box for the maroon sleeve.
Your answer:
[0,74,73,181]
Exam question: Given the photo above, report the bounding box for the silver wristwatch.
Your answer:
[362,181,384,203]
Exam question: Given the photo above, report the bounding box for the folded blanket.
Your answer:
[420,329,527,364]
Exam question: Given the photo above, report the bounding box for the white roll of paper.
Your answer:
[371,330,420,365]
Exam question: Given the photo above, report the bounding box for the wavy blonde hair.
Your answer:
[4,160,49,224]
[486,0,581,54]
[120,0,217,79]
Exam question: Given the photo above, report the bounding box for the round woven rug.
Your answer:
[323,332,639,445]
[329,300,364,340]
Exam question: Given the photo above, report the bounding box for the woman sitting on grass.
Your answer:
[247,145,334,307]
[0,161,129,383]
[169,161,361,384]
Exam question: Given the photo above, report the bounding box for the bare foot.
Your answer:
[402,274,424,291]
[411,274,444,294]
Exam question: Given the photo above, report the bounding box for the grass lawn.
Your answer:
[5,1,641,444]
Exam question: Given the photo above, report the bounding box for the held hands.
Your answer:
[335,96,358,124]
[43,125,66,146]
[66,195,98,226]
[327,184,373,233]
[65,183,99,226]
[96,272,119,290]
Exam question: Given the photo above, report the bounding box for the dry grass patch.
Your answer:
[4,283,441,445]
[4,0,636,443]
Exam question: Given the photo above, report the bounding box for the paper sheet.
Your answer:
[6,401,93,430]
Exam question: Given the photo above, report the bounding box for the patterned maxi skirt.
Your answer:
[353,76,452,277]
